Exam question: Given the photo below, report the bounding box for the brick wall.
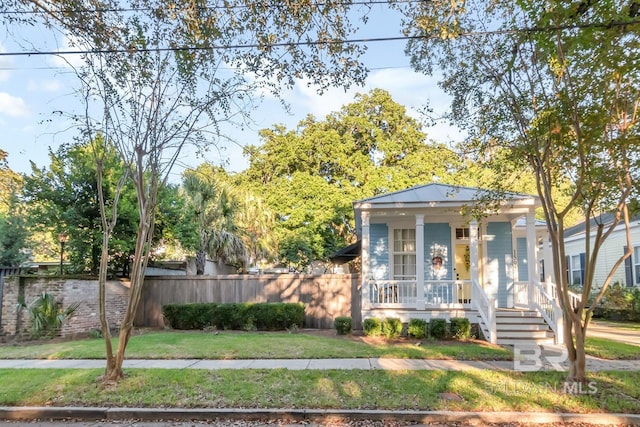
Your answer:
[1,276,129,338]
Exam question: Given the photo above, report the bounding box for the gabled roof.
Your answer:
[353,183,537,208]
[564,212,640,239]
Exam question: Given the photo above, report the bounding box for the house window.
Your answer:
[455,227,480,241]
[570,254,584,286]
[456,227,470,240]
[393,228,416,280]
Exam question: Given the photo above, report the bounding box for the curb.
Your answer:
[1,407,639,425]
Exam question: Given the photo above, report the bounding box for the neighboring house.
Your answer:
[348,183,577,345]
[562,213,640,289]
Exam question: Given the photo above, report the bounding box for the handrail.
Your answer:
[531,281,558,337]
[547,282,581,310]
[471,278,496,344]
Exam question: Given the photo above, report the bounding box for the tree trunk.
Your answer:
[102,201,156,381]
[564,314,587,385]
[195,249,206,275]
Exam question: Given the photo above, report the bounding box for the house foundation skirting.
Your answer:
[361,308,480,324]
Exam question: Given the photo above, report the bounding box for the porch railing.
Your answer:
[513,281,529,306]
[471,278,496,344]
[368,280,417,305]
[367,279,472,308]
[531,281,559,339]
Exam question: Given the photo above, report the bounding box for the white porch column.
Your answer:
[526,210,539,307]
[361,212,371,311]
[469,220,479,287]
[415,214,425,309]
[542,232,554,284]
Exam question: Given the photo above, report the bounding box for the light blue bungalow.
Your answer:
[353,183,579,345]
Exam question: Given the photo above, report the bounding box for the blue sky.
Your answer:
[0,5,463,182]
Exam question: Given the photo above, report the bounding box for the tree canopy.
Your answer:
[396,0,640,383]
[239,89,465,266]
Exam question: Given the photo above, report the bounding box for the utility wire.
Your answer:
[0,18,638,58]
[0,0,414,15]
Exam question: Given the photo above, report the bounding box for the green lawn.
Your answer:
[585,337,640,359]
[0,330,512,360]
[1,330,639,413]
[0,368,637,413]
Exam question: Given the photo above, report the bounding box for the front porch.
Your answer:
[352,184,581,346]
[362,277,581,345]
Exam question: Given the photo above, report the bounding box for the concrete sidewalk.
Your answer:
[1,355,640,371]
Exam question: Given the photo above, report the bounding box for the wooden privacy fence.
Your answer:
[136,274,361,329]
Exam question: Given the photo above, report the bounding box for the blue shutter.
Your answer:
[624,246,633,287]
[565,255,570,284]
[579,253,586,285]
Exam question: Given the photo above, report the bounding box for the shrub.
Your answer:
[428,318,448,340]
[407,318,427,339]
[382,317,403,338]
[450,317,471,340]
[162,302,304,331]
[334,317,352,335]
[162,303,217,330]
[590,282,640,322]
[17,292,81,339]
[362,317,382,336]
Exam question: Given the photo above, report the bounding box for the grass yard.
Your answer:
[0,368,638,413]
[0,329,512,361]
[584,337,640,360]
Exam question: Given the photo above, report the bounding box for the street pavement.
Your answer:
[588,321,640,346]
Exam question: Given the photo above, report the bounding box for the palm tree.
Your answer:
[234,191,276,270]
[182,170,246,275]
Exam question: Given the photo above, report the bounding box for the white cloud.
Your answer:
[27,79,63,93]
[0,93,30,117]
[285,68,445,119]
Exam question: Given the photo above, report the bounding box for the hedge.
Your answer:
[162,302,305,331]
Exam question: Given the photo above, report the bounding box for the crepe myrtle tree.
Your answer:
[395,0,640,384]
[14,0,371,381]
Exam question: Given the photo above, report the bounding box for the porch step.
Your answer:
[497,337,556,346]
[490,309,556,346]
[496,323,549,331]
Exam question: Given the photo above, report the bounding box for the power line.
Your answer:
[0,0,412,15]
[0,18,637,58]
